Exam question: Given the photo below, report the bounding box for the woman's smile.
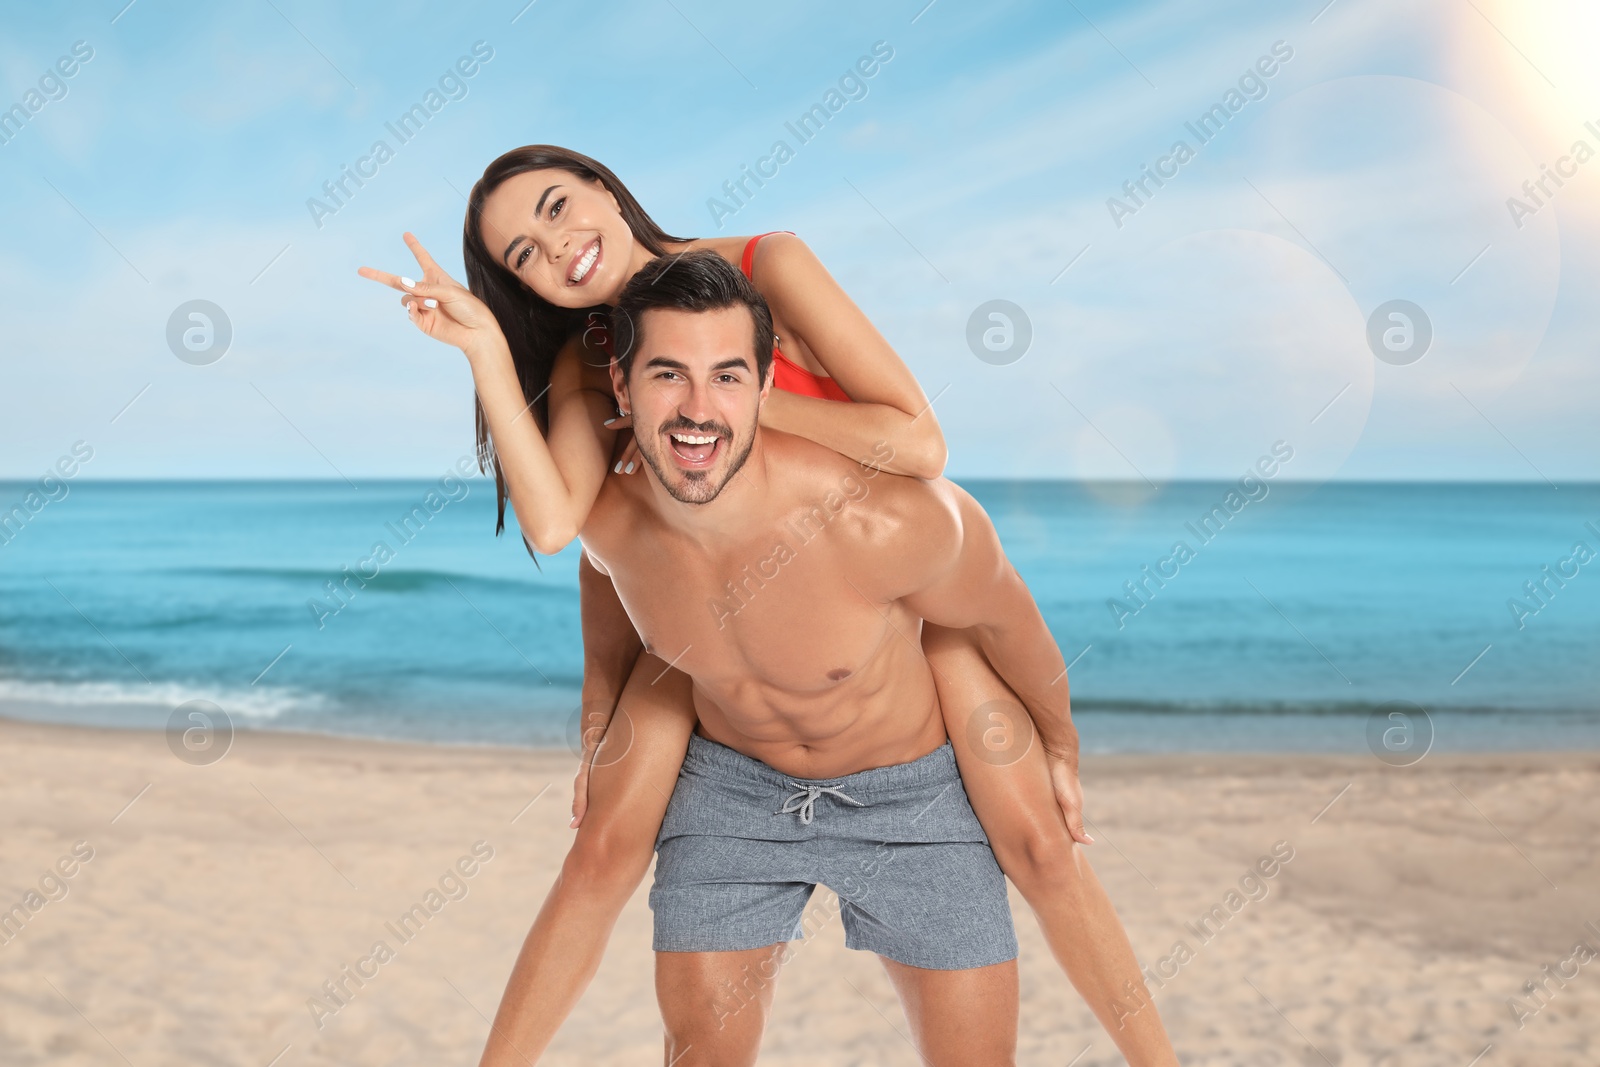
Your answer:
[567,237,602,286]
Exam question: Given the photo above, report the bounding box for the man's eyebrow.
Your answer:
[500,184,561,266]
[641,356,753,373]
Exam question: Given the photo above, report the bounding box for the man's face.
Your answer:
[612,305,769,505]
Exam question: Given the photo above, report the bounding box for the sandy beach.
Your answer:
[1,714,1596,1066]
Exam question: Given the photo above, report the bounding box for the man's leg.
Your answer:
[657,944,789,1067]
[878,957,1018,1067]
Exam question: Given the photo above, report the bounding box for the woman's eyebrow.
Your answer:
[532,184,561,218]
[500,184,562,265]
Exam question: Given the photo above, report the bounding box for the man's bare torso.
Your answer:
[579,430,949,779]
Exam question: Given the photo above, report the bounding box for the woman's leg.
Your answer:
[479,654,696,1067]
[571,549,645,827]
[921,623,1180,1067]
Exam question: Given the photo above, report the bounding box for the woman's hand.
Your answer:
[569,709,613,828]
[602,412,642,474]
[358,231,505,359]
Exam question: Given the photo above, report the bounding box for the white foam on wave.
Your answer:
[0,676,332,720]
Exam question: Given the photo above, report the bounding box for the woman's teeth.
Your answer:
[568,242,600,283]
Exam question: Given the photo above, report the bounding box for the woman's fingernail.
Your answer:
[625,462,635,474]
[603,418,616,426]
[613,462,622,473]
[423,298,438,309]
[400,276,416,289]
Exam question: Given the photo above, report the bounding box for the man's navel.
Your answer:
[826,667,852,682]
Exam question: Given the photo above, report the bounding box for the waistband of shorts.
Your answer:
[683,731,959,796]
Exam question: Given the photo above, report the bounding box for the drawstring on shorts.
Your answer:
[777,782,865,824]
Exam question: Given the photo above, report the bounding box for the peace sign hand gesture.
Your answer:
[358,231,505,361]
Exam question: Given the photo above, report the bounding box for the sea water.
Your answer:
[1,478,1595,753]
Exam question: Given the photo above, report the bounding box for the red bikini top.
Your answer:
[740,232,852,403]
[585,234,853,405]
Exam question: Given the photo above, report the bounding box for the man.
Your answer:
[480,251,1151,1066]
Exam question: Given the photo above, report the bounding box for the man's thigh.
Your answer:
[879,955,1019,1067]
[657,943,789,1067]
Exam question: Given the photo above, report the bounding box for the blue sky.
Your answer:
[2,0,1596,483]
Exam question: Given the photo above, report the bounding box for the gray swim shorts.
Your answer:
[649,731,1018,971]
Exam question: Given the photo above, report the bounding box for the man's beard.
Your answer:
[635,414,757,505]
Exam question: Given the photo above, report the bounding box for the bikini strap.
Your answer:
[739,230,797,280]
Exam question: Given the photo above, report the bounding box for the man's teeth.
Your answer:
[671,434,717,445]
[569,242,599,283]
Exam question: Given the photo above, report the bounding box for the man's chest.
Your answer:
[594,528,896,693]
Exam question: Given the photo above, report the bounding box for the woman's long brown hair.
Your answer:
[461,145,690,551]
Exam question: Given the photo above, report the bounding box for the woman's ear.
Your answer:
[592,176,622,216]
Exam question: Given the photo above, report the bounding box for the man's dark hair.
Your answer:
[611,249,774,385]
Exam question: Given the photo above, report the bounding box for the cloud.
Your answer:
[1,0,1596,480]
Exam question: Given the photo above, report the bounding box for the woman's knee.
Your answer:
[989,817,1087,897]
[562,819,654,892]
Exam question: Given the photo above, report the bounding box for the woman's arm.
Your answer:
[480,655,696,1066]
[752,232,948,478]
[470,329,616,553]
[359,233,617,554]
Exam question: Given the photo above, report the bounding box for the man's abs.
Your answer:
[685,632,950,780]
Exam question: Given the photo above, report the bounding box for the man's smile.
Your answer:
[667,429,723,468]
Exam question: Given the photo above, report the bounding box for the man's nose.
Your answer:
[676,379,718,425]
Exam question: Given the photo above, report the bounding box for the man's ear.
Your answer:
[757,357,775,403]
[609,357,630,414]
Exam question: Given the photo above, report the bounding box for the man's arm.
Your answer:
[572,551,644,826]
[873,478,1089,838]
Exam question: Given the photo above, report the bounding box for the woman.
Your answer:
[359,146,1175,1065]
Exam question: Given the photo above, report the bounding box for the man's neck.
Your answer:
[643,429,776,545]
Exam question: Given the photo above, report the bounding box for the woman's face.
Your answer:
[478,168,638,307]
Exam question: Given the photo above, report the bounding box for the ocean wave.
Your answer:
[173,567,566,596]
[0,675,332,719]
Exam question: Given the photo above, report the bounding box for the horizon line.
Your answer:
[3,475,1595,487]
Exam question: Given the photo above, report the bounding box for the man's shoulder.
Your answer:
[770,430,956,509]
[766,430,873,483]
[581,466,650,555]
[856,475,963,603]
[766,436,963,596]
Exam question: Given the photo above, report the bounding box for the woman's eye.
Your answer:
[550,196,565,220]
[515,245,532,269]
